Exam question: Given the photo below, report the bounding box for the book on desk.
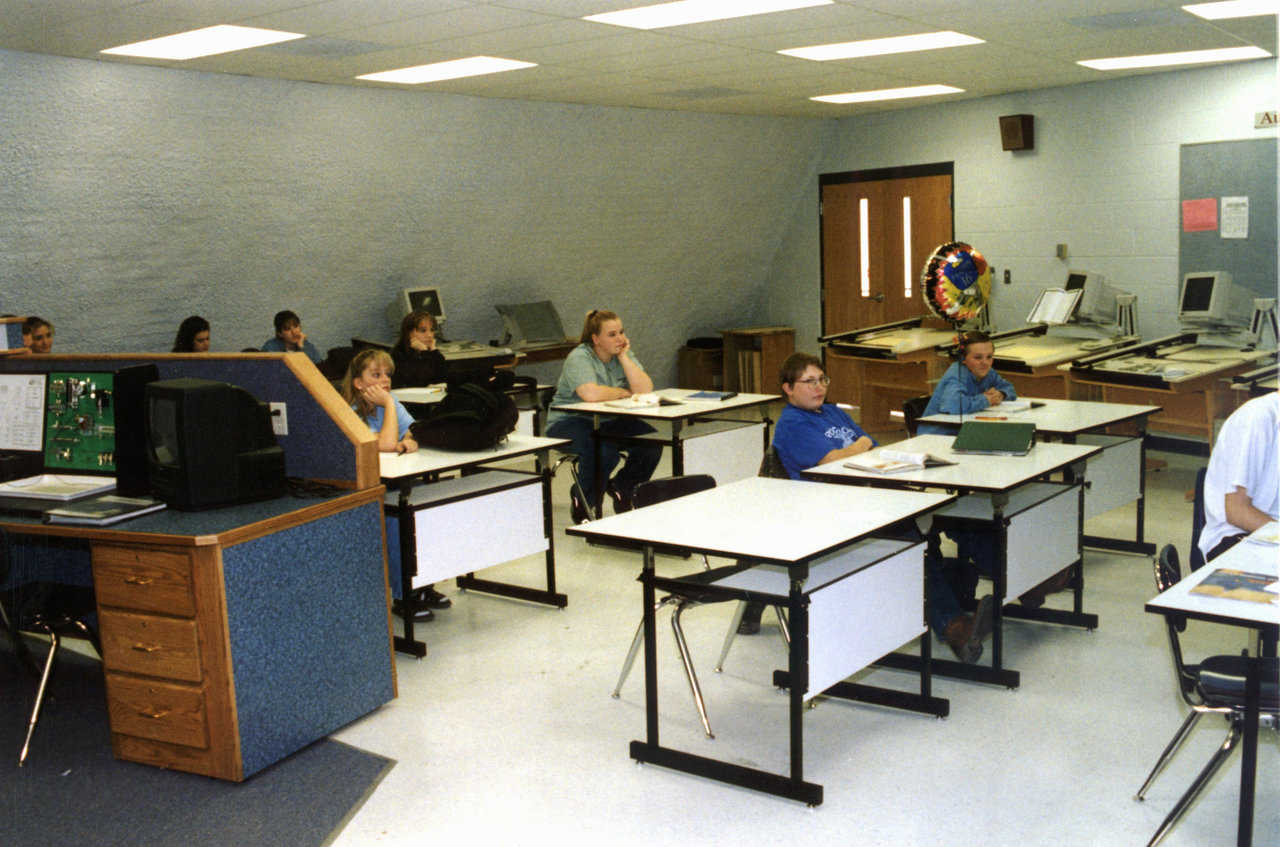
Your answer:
[43,493,166,526]
[844,449,955,474]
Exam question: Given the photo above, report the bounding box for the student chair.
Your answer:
[1189,466,1208,572]
[611,474,733,738]
[1134,544,1278,847]
[0,563,101,766]
[902,394,932,437]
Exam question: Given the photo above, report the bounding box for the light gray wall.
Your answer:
[0,47,827,385]
[763,59,1280,349]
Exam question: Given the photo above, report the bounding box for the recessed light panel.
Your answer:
[584,0,831,30]
[1078,45,1270,70]
[357,57,537,85]
[812,84,964,104]
[780,31,984,61]
[101,25,304,60]
[1182,0,1280,19]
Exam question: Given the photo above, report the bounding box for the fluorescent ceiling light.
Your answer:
[357,56,537,84]
[101,25,304,60]
[780,31,984,61]
[812,84,963,104]
[584,0,831,30]
[1078,45,1269,70]
[1182,1,1280,19]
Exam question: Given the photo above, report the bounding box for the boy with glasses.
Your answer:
[771,352,874,480]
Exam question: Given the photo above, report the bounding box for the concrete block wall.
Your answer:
[765,59,1279,348]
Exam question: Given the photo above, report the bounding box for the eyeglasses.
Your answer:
[794,376,831,387]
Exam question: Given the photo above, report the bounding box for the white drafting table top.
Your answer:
[553,387,778,420]
[565,476,954,566]
[994,334,1135,368]
[1146,536,1279,628]
[1065,344,1272,383]
[803,433,1101,493]
[834,327,955,356]
[379,433,569,480]
[918,397,1161,435]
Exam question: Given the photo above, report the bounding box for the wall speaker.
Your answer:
[999,114,1034,151]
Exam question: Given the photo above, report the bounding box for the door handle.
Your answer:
[868,293,885,302]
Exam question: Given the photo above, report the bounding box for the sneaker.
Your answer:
[971,594,995,643]
[605,481,633,514]
[417,585,452,610]
[570,491,591,524]
[391,598,434,623]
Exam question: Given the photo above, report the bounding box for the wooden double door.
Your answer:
[819,165,954,429]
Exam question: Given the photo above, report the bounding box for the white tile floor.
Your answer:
[330,449,1277,847]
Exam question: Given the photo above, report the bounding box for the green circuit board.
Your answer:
[43,371,117,473]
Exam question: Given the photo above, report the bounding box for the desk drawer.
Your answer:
[105,673,208,749]
[100,610,202,682]
[94,546,196,617]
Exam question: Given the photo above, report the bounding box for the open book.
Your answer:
[844,449,956,474]
[1026,288,1083,325]
[1190,568,1278,605]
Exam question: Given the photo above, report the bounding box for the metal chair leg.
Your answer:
[714,601,748,673]
[612,597,675,697]
[715,603,790,673]
[19,629,59,766]
[670,600,713,739]
[1135,709,1207,800]
[1146,720,1243,847]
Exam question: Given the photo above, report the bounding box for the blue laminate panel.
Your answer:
[221,501,393,777]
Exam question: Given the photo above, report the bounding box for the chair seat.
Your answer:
[1197,654,1280,708]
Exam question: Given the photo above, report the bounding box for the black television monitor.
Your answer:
[146,378,286,511]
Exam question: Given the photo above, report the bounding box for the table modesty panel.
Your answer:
[675,419,766,485]
[935,482,1080,600]
[385,470,546,587]
[714,537,925,701]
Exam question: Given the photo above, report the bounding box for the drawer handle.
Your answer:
[130,643,163,653]
[138,708,170,720]
[123,575,154,585]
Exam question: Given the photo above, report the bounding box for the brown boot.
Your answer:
[943,595,993,663]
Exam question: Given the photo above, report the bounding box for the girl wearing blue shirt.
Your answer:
[342,348,418,454]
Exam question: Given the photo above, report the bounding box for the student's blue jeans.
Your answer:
[926,529,995,636]
[545,414,663,506]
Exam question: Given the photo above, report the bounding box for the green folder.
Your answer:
[950,421,1036,456]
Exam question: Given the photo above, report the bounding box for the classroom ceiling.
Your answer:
[0,1,1275,118]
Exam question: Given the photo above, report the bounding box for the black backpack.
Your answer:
[409,372,519,451]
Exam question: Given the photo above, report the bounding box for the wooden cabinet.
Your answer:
[720,327,794,393]
[93,543,241,780]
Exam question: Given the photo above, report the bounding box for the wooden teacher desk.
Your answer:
[567,477,954,805]
[380,434,570,657]
[1,488,396,781]
[551,388,777,517]
[917,397,1161,555]
[1144,535,1278,847]
[805,434,1102,689]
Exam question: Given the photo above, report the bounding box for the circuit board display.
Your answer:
[43,371,117,473]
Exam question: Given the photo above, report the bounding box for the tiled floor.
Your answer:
[331,448,1277,846]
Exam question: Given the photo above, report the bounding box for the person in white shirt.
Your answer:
[1199,392,1279,561]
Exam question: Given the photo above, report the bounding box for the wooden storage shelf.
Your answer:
[720,326,794,394]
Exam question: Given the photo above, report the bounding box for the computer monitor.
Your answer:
[387,287,446,335]
[1178,271,1253,328]
[495,300,567,346]
[1063,270,1118,325]
[146,378,286,511]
